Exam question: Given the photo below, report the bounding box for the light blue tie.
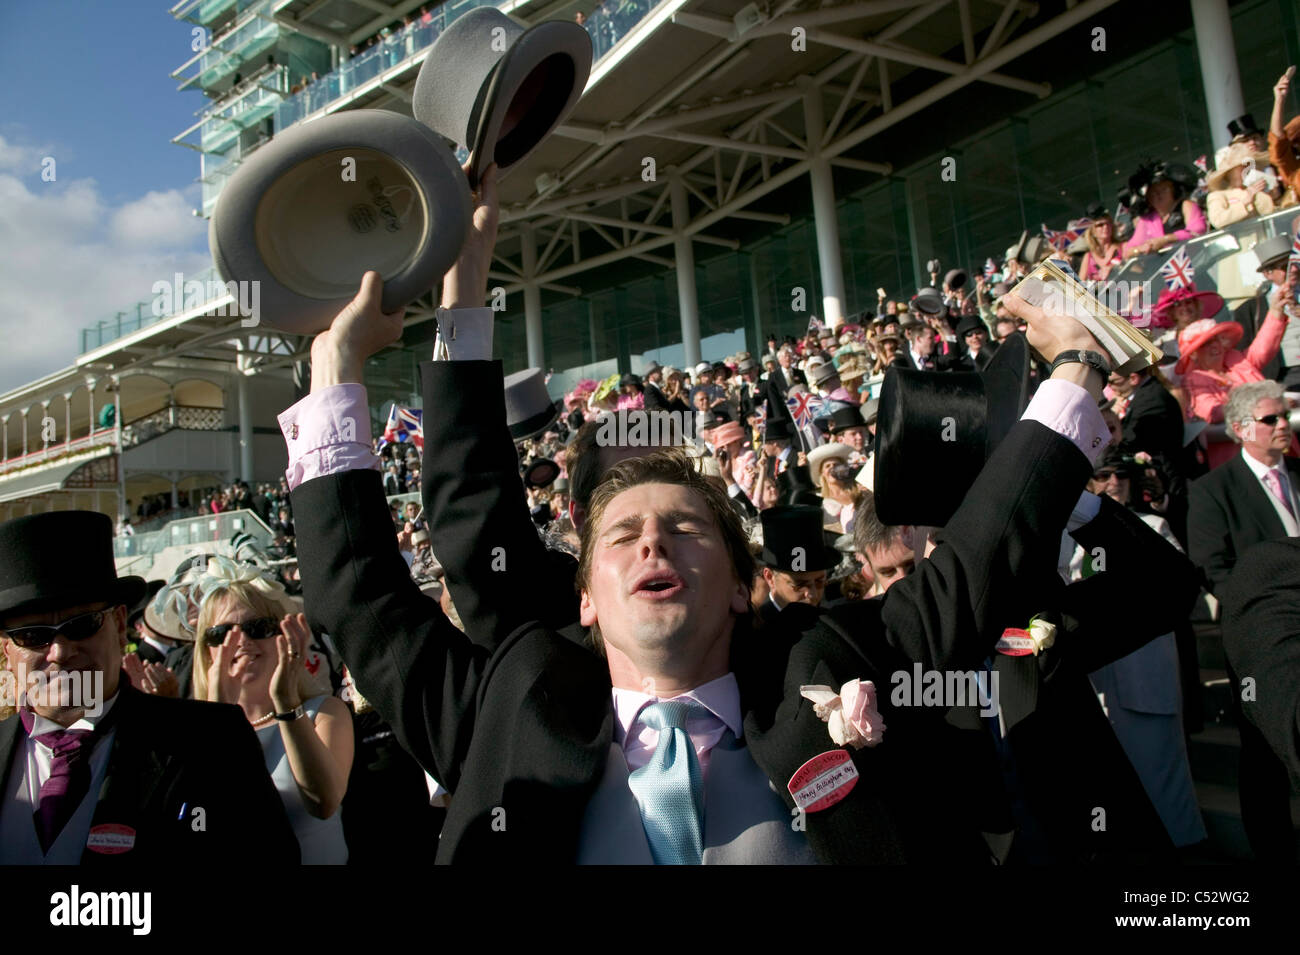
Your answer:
[627,700,706,865]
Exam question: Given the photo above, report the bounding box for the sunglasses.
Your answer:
[1249,413,1289,427]
[1092,468,1123,481]
[2,609,109,650]
[204,617,281,645]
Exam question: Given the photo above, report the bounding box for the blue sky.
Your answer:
[0,1,217,394]
[0,0,209,204]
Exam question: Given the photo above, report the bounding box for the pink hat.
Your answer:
[1175,319,1242,374]
[710,421,745,447]
[1151,284,1225,328]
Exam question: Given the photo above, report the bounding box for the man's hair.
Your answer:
[567,410,686,508]
[853,489,906,558]
[904,322,929,341]
[1225,380,1285,443]
[575,448,755,597]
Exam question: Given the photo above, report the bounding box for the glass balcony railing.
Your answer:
[273,0,662,132]
[1109,205,1296,324]
[200,77,285,152]
[171,0,257,27]
[79,266,228,354]
[176,5,280,92]
[113,509,274,559]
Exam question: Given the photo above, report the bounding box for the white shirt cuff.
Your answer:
[1021,379,1111,466]
[432,306,494,361]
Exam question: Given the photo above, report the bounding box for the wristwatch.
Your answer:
[274,704,306,722]
[1050,349,1110,379]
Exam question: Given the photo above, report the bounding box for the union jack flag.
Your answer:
[1159,247,1195,290]
[983,258,998,279]
[1289,231,1300,271]
[1193,155,1208,175]
[806,315,824,335]
[1041,219,1090,252]
[380,404,423,452]
[787,391,825,430]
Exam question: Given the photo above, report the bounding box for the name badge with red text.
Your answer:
[86,824,136,854]
[787,749,859,812]
[995,628,1036,656]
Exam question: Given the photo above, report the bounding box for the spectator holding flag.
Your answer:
[380,404,424,455]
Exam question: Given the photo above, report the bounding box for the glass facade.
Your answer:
[469,0,1298,404]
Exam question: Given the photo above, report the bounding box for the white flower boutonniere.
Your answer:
[995,615,1058,656]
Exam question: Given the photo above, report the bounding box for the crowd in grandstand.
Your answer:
[3,69,1300,868]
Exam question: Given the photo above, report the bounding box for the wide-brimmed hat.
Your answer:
[412,8,592,186]
[711,421,745,448]
[955,314,989,339]
[210,110,471,334]
[1253,233,1292,272]
[1207,142,1271,189]
[523,457,561,488]
[0,512,147,620]
[1175,319,1243,374]
[128,579,166,629]
[807,442,853,477]
[873,332,1031,526]
[836,355,869,383]
[1152,285,1225,326]
[874,331,901,347]
[758,505,840,571]
[619,373,643,389]
[693,362,712,377]
[505,367,558,440]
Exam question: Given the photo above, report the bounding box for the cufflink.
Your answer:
[1092,437,1101,448]
[290,424,299,440]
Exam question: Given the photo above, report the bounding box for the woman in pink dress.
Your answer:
[1079,214,1124,281]
[1122,162,1207,259]
[1178,276,1295,467]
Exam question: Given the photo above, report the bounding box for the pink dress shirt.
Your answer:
[612,674,743,778]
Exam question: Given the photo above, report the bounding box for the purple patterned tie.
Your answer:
[1264,468,1296,519]
[19,709,102,853]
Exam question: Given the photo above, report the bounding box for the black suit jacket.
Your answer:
[134,640,169,666]
[1220,538,1300,788]
[293,404,1170,864]
[0,682,298,864]
[1119,376,1184,466]
[1188,452,1300,592]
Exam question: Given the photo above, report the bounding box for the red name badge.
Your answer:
[787,749,859,813]
[995,628,1036,656]
[86,824,136,854]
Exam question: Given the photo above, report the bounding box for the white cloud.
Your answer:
[0,145,210,396]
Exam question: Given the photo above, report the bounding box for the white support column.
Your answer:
[235,349,254,484]
[63,392,72,452]
[85,378,97,438]
[113,377,125,521]
[1190,0,1245,150]
[21,408,28,458]
[804,89,847,328]
[40,400,51,458]
[670,174,702,368]
[521,225,545,369]
[2,414,9,466]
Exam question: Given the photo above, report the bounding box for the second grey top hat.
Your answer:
[413,8,592,187]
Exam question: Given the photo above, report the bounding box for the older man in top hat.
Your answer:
[0,512,297,864]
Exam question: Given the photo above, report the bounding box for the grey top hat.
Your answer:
[210,110,471,335]
[413,8,592,186]
[1254,233,1291,272]
[913,287,944,315]
[808,362,840,387]
[505,367,558,441]
[737,358,758,373]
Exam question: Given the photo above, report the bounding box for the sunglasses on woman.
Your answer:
[204,617,281,645]
[2,609,109,650]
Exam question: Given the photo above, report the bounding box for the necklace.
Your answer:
[249,711,276,727]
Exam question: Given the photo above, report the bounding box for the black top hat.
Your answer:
[523,457,561,489]
[759,506,841,571]
[619,373,643,390]
[1253,233,1292,272]
[775,465,820,508]
[955,314,989,339]
[0,512,147,620]
[505,367,558,441]
[1084,200,1107,220]
[210,109,472,334]
[1227,114,1262,139]
[873,332,1031,526]
[762,418,794,443]
[826,405,865,433]
[413,8,593,186]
